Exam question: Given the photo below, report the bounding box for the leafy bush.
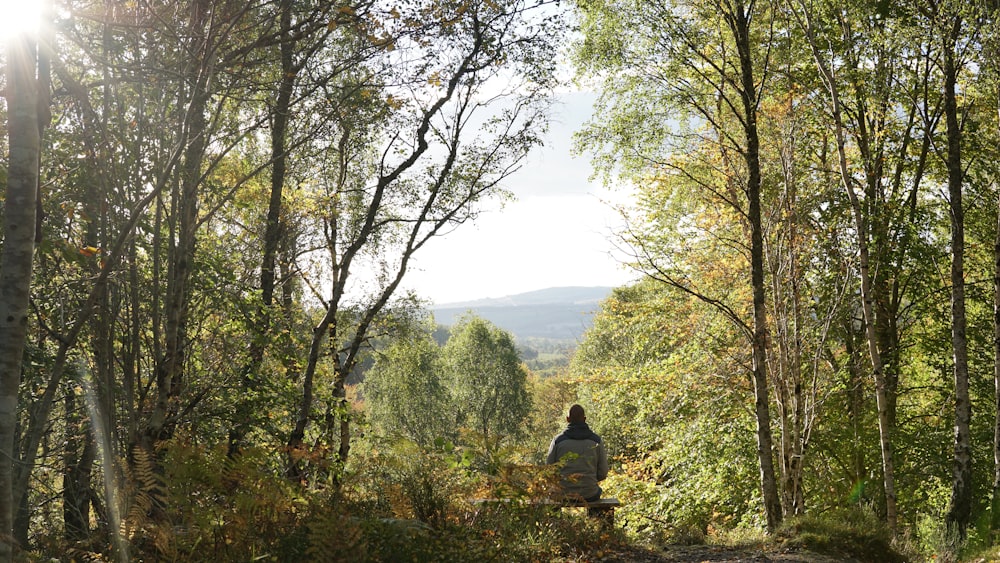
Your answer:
[773,510,909,562]
[344,439,477,526]
[155,440,316,561]
[341,439,624,561]
[90,434,625,562]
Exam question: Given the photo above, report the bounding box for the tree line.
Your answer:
[0,0,561,559]
[569,0,1000,553]
[5,0,1000,559]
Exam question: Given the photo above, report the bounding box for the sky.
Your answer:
[401,91,640,306]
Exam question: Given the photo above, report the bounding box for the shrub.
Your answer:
[773,510,909,562]
[342,440,624,561]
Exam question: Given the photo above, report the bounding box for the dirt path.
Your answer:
[596,544,864,562]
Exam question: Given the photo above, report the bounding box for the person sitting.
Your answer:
[545,404,608,503]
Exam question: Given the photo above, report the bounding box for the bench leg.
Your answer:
[587,507,614,526]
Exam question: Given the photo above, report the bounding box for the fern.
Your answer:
[64,547,106,562]
[120,443,167,542]
[305,512,367,562]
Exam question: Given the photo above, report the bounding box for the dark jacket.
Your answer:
[545,422,609,501]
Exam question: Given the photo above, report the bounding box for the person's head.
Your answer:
[567,404,586,424]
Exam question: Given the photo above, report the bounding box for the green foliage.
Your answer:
[580,363,762,539]
[341,440,623,562]
[773,510,909,563]
[363,325,453,447]
[19,0,1000,558]
[351,440,474,527]
[571,279,765,541]
[524,372,578,464]
[363,313,534,461]
[570,0,1000,550]
[444,315,533,447]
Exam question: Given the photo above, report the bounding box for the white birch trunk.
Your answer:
[0,31,41,560]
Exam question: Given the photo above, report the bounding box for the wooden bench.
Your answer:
[471,497,621,524]
[560,497,621,524]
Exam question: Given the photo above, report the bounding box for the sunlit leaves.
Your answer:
[364,324,453,447]
[572,279,760,532]
[445,315,532,445]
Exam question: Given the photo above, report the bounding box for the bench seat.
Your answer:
[471,497,621,524]
[559,497,621,509]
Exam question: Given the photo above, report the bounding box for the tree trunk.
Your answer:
[261,0,295,315]
[62,101,114,542]
[770,78,809,517]
[144,0,212,450]
[62,390,96,542]
[0,28,42,561]
[793,3,898,532]
[843,108,899,536]
[843,319,869,496]
[732,1,782,533]
[943,16,972,543]
[992,92,1000,546]
[286,318,329,482]
[230,0,297,457]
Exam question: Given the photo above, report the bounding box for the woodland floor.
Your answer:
[595,544,866,562]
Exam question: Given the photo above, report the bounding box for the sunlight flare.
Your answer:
[0,0,42,39]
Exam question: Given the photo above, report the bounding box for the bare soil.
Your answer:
[595,544,865,562]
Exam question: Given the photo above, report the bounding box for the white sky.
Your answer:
[402,91,639,305]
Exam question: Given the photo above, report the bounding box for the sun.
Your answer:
[0,0,42,40]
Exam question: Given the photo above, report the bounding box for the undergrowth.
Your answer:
[626,508,915,563]
[31,438,923,562]
[29,438,625,562]
[770,510,911,562]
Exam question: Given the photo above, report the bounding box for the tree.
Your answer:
[9,0,200,540]
[444,315,532,451]
[572,280,764,534]
[573,0,782,531]
[229,0,339,456]
[10,0,351,540]
[938,6,972,543]
[788,0,939,531]
[363,321,452,447]
[0,0,563,545]
[758,62,836,517]
[985,4,1000,544]
[0,4,48,556]
[283,0,562,480]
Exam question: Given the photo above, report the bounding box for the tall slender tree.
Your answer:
[790,0,916,531]
[229,0,338,456]
[994,85,1000,541]
[285,0,562,480]
[0,5,47,557]
[574,0,782,530]
[937,5,972,543]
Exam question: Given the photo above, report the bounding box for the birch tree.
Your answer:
[283,0,562,480]
[789,0,937,531]
[928,0,974,542]
[445,316,532,452]
[573,0,783,530]
[0,5,47,557]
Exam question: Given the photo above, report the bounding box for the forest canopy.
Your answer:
[1,0,1000,561]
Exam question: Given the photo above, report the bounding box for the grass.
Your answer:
[769,511,910,562]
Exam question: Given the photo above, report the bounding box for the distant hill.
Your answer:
[432,286,612,341]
